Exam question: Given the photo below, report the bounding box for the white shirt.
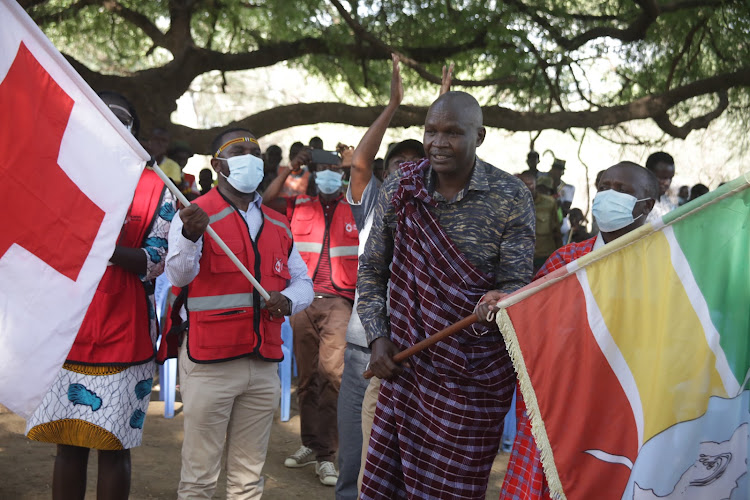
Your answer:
[165,192,313,315]
[646,194,677,223]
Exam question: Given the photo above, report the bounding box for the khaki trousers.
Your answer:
[177,345,280,500]
[291,296,351,462]
[357,376,381,491]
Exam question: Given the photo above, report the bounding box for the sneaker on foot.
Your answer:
[284,446,316,468]
[315,460,338,486]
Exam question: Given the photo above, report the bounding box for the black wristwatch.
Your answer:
[285,296,293,315]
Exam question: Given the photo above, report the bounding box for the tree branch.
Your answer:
[505,0,734,52]
[166,68,750,153]
[28,0,167,49]
[166,0,196,52]
[190,34,509,77]
[653,90,729,138]
[101,0,167,48]
[666,18,708,89]
[18,0,49,8]
[28,0,98,26]
[327,0,517,88]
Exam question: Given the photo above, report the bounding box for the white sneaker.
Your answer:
[284,446,316,468]
[315,460,338,486]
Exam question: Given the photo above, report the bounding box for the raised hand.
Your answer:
[289,148,312,173]
[337,143,355,167]
[440,62,454,96]
[179,204,210,242]
[390,53,404,107]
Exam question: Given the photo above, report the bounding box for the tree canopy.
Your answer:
[21,0,750,153]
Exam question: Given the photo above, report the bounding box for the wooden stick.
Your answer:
[149,163,271,301]
[363,313,479,379]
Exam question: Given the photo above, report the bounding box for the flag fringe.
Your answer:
[498,309,567,500]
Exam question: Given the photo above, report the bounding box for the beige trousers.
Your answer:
[357,376,381,491]
[177,345,280,500]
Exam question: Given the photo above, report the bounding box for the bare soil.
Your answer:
[0,386,508,499]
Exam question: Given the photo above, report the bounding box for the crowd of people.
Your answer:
[22,55,719,500]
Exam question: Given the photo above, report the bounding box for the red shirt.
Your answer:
[312,196,342,296]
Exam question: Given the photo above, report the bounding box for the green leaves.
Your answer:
[24,0,750,140]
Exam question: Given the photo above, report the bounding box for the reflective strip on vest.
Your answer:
[263,214,293,239]
[329,245,359,258]
[187,293,254,312]
[296,241,323,254]
[209,206,234,224]
[295,196,312,205]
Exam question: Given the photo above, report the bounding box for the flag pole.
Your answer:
[363,314,479,379]
[149,163,271,301]
[361,273,578,379]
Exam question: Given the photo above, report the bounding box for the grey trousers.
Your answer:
[335,343,371,500]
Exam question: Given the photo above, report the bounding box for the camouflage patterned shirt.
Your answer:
[357,157,536,344]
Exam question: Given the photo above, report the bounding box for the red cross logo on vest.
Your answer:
[274,258,283,274]
[345,222,354,233]
[0,42,104,282]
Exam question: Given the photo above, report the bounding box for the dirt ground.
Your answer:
[0,385,508,499]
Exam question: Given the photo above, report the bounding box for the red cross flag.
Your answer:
[0,0,149,417]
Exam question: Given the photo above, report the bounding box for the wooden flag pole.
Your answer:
[149,163,271,301]
[363,313,479,379]
[361,277,572,380]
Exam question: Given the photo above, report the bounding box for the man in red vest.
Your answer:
[264,154,360,486]
[164,128,314,499]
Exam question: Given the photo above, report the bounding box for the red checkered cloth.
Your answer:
[360,159,515,499]
[499,237,596,500]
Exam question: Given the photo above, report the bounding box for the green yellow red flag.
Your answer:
[498,173,750,499]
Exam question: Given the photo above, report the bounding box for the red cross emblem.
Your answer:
[0,42,105,281]
[274,258,283,273]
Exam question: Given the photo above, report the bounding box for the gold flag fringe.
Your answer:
[498,309,566,500]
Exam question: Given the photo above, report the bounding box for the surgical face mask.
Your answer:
[217,154,264,193]
[315,169,343,195]
[592,189,649,232]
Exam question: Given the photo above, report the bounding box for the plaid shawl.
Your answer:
[360,159,515,500]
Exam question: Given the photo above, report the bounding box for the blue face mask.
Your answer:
[217,154,264,193]
[315,169,343,195]
[592,189,649,232]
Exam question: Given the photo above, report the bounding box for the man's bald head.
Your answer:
[602,161,660,200]
[428,91,483,128]
[423,91,486,178]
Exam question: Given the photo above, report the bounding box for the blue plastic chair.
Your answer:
[155,275,176,419]
[159,356,177,419]
[278,317,295,422]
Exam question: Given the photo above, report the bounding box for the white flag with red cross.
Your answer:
[0,0,149,418]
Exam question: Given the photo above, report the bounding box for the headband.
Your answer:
[214,136,258,157]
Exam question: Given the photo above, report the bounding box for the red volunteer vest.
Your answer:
[290,196,359,293]
[67,168,165,365]
[159,188,293,363]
